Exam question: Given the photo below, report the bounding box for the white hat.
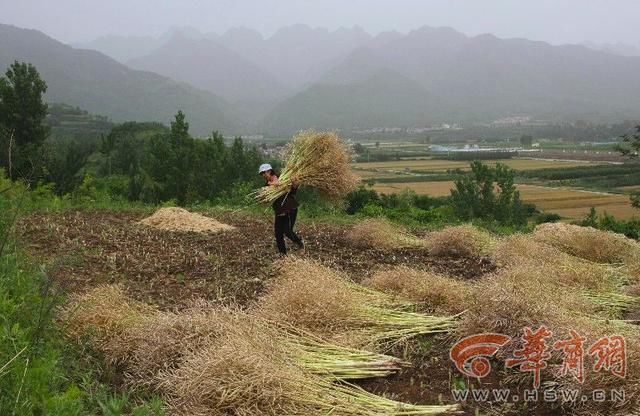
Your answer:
[258,163,272,174]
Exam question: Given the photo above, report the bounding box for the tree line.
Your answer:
[0,61,265,204]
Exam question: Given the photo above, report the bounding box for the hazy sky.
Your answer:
[2,0,640,45]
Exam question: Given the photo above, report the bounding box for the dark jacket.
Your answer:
[271,185,298,215]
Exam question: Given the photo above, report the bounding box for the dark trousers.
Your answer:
[274,209,303,254]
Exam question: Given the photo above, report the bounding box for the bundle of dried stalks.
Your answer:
[255,258,457,350]
[116,304,238,385]
[488,234,627,291]
[533,222,640,270]
[458,264,640,415]
[160,318,460,416]
[462,264,597,336]
[582,290,640,319]
[63,286,235,384]
[254,130,359,203]
[278,324,409,380]
[365,265,471,314]
[424,224,495,257]
[345,218,425,250]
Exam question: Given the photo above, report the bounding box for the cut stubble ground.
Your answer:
[17,209,496,309]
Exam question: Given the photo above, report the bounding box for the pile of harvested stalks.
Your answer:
[457,257,640,415]
[138,207,235,233]
[62,285,154,346]
[365,265,471,314]
[279,325,409,380]
[253,130,359,203]
[345,218,424,250]
[532,222,640,268]
[488,234,627,291]
[462,264,597,336]
[63,287,236,384]
[255,258,457,349]
[424,224,495,257]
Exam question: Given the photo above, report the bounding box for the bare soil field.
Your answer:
[17,209,495,309]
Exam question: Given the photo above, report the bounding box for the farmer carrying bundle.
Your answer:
[256,130,359,255]
[259,163,304,255]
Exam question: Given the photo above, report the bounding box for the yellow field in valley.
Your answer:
[353,158,600,174]
[372,181,637,220]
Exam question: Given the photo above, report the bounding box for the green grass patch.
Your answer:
[0,182,165,415]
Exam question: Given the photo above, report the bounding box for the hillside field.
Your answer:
[12,207,640,416]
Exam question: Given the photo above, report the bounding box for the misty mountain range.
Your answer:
[582,41,640,58]
[1,23,640,136]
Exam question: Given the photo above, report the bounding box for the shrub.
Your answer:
[344,186,380,214]
[578,207,640,240]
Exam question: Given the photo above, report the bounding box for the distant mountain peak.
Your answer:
[409,25,466,37]
[127,29,288,104]
[161,26,203,41]
[221,26,263,41]
[271,24,329,39]
[0,22,239,135]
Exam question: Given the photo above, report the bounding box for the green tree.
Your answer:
[617,125,640,158]
[170,110,190,143]
[450,161,527,224]
[0,61,49,180]
[616,125,640,208]
[353,143,365,155]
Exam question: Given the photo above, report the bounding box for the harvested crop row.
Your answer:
[254,258,458,350]
[62,285,413,384]
[362,252,640,415]
[464,263,640,415]
[63,285,460,415]
[532,222,640,277]
[488,233,629,291]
